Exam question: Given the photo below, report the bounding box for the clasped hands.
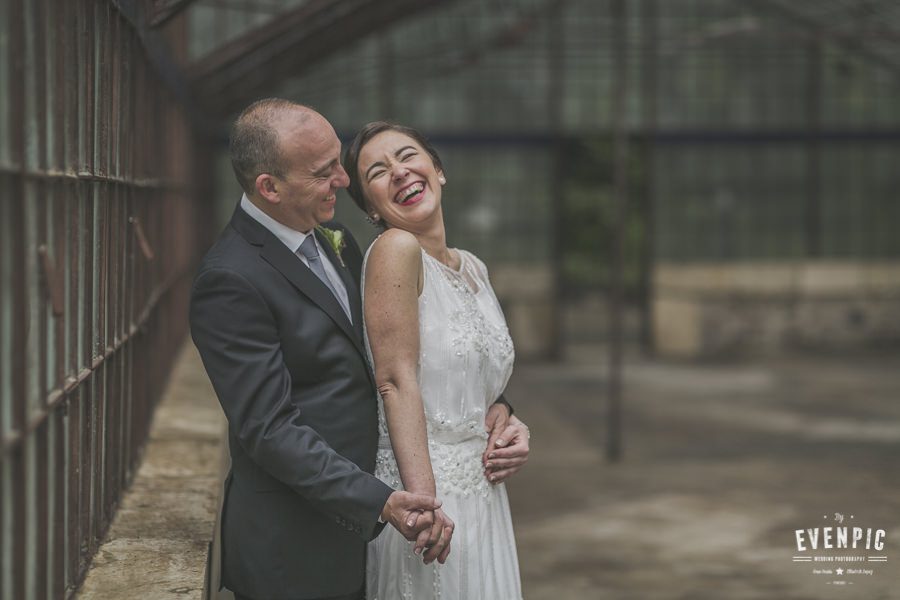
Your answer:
[381,492,454,565]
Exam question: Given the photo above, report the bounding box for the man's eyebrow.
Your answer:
[312,158,337,176]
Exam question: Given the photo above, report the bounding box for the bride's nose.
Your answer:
[391,163,409,180]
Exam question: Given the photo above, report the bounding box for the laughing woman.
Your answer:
[343,122,527,600]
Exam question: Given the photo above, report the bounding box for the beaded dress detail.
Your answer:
[363,245,522,600]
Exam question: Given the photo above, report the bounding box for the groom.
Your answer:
[190,100,451,600]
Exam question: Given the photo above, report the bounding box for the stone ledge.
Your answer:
[77,343,226,600]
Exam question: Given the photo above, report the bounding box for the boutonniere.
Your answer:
[316,225,346,267]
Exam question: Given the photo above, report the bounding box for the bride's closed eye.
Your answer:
[366,164,386,181]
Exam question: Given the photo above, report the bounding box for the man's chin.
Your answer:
[319,207,336,223]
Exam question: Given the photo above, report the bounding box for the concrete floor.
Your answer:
[505,345,900,599]
[78,342,900,599]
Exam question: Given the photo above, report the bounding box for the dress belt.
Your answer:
[378,430,487,450]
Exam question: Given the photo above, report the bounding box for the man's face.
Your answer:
[273,111,350,232]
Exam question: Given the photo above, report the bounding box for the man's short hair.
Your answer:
[229,98,308,194]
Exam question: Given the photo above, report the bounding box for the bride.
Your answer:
[343,122,529,599]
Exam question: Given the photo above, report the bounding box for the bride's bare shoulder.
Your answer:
[366,229,423,287]
[369,228,421,259]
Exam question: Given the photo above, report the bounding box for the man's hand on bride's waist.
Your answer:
[483,414,530,484]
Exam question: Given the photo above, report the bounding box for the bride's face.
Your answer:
[356,130,445,231]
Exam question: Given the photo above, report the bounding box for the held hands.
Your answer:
[483,405,530,484]
[413,507,455,565]
[381,491,455,564]
[382,491,439,540]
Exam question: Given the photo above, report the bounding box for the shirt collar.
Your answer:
[240,194,312,253]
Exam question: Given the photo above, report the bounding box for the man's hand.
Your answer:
[483,402,511,466]
[483,415,530,484]
[414,507,455,565]
[381,491,440,541]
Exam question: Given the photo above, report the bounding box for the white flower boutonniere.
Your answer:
[316,225,346,267]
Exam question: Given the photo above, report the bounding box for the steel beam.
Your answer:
[150,0,202,28]
[188,0,454,115]
[743,0,900,77]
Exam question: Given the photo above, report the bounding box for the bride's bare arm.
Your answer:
[365,230,454,563]
[364,229,433,496]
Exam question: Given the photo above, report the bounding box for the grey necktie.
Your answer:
[297,235,351,321]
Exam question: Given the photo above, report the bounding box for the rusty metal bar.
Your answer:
[38,244,65,317]
[8,38,28,600]
[51,410,65,599]
[607,0,628,463]
[130,216,156,261]
[1,0,212,596]
[34,0,49,172]
[35,422,49,600]
[639,0,658,353]
[0,165,182,189]
[11,450,25,600]
[1,269,193,457]
[547,0,565,360]
[9,0,28,556]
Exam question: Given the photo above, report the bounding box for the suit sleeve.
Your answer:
[190,266,392,541]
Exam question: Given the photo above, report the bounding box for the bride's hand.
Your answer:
[414,507,455,565]
[483,415,530,484]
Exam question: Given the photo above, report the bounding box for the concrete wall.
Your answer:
[653,262,900,359]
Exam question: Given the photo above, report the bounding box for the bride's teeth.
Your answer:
[397,183,424,203]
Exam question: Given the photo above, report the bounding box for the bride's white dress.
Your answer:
[362,244,522,600]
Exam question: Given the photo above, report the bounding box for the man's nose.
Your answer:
[333,164,350,188]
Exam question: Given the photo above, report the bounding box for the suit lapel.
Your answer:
[316,228,365,343]
[316,229,375,388]
[231,207,368,363]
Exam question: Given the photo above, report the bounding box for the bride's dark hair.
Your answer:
[342,122,444,227]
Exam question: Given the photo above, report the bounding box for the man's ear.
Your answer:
[255,174,280,204]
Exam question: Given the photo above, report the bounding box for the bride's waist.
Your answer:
[378,425,487,449]
[375,436,492,497]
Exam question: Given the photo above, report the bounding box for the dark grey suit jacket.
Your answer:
[190,205,393,599]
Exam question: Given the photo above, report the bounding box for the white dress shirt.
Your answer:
[240,194,352,322]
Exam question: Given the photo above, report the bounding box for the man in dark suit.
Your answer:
[189,100,454,600]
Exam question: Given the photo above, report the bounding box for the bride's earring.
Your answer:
[366,213,380,226]
[438,175,446,185]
